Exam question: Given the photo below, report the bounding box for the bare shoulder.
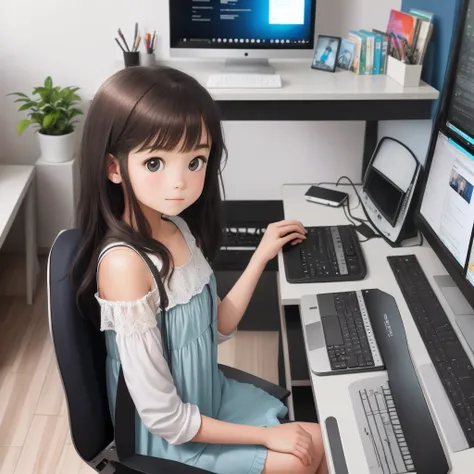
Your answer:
[98,246,154,301]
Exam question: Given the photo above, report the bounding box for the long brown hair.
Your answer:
[71,65,227,369]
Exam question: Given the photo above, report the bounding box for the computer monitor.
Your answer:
[419,132,474,269]
[445,0,474,151]
[416,0,474,310]
[169,0,317,73]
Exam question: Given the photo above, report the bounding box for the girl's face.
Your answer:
[109,127,211,217]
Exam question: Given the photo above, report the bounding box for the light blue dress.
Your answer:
[96,216,288,474]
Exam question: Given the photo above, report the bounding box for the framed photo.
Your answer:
[311,35,341,72]
[337,39,356,71]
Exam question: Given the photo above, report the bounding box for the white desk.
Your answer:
[277,183,474,474]
[159,59,439,174]
[0,165,38,304]
[162,59,439,102]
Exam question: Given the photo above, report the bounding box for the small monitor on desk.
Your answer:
[169,0,317,74]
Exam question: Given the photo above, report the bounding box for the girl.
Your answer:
[72,65,328,474]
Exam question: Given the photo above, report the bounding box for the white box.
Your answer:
[35,157,79,252]
[386,55,423,87]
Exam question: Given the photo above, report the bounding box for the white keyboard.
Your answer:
[207,73,282,89]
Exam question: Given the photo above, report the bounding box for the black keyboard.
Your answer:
[319,291,382,371]
[282,225,366,283]
[223,228,264,247]
[388,254,474,446]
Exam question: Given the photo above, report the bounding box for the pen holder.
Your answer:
[123,51,140,68]
[386,55,423,87]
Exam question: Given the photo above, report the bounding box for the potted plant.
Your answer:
[9,76,83,163]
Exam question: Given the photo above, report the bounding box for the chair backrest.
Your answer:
[47,228,113,462]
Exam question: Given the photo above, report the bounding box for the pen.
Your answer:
[133,35,141,52]
[115,37,126,53]
[390,33,399,59]
[118,28,130,52]
[134,22,138,49]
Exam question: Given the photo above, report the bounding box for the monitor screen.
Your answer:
[446,0,474,146]
[170,0,316,49]
[420,132,474,267]
[363,167,404,227]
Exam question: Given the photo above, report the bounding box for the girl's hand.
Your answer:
[254,220,307,263]
[264,423,315,466]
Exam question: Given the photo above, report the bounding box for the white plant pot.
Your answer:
[37,130,76,163]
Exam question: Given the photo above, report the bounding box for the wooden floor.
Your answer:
[0,254,279,474]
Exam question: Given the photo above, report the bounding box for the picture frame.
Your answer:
[337,39,356,71]
[311,35,341,72]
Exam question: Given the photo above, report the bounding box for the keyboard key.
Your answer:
[445,342,468,359]
[347,355,359,368]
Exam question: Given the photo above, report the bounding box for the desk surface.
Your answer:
[160,59,439,102]
[278,183,474,474]
[0,165,35,248]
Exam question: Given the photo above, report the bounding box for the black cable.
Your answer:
[314,177,367,222]
[343,200,382,243]
[336,176,367,218]
[343,201,357,226]
[330,177,382,241]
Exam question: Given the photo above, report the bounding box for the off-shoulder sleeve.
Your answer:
[95,291,202,445]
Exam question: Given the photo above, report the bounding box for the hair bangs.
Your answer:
[131,87,211,155]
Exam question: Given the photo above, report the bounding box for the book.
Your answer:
[372,29,391,74]
[361,30,383,74]
[347,31,366,75]
[409,9,434,23]
[386,9,417,46]
[409,9,434,64]
[358,31,374,74]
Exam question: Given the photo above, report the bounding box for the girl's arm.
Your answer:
[192,414,266,445]
[217,220,307,336]
[192,415,315,467]
[216,253,266,336]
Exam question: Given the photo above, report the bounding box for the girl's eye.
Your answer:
[145,158,163,172]
[189,157,206,172]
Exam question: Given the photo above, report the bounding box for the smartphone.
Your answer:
[304,185,348,207]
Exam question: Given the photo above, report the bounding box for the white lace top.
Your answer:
[94,216,235,445]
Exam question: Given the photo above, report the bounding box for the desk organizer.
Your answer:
[143,52,157,67]
[386,56,423,87]
[123,51,140,68]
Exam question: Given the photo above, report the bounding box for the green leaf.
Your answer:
[18,102,37,112]
[7,92,29,98]
[17,119,31,135]
[43,114,54,129]
[44,76,53,89]
[68,108,83,119]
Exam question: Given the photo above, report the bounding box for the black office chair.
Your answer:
[47,228,291,473]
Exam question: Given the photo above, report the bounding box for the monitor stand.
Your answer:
[223,58,276,75]
[433,275,474,354]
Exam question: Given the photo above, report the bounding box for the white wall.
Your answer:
[0,0,434,249]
